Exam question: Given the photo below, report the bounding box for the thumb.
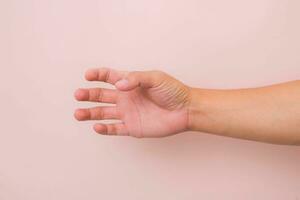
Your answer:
[115,71,165,91]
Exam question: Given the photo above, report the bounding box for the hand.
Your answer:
[74,68,192,138]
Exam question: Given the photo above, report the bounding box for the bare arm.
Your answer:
[74,68,300,146]
[188,81,300,145]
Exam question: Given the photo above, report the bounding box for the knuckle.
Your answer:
[151,70,166,76]
[151,70,168,80]
[104,68,111,82]
[128,71,139,78]
[100,108,105,119]
[97,89,103,102]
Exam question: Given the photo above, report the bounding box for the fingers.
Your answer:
[115,70,166,91]
[74,106,119,121]
[84,68,168,92]
[85,67,128,85]
[93,123,129,136]
[74,88,118,104]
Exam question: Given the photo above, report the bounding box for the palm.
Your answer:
[116,87,188,138]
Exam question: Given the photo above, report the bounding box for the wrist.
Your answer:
[186,87,230,134]
[187,87,206,132]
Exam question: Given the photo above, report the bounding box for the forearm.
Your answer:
[187,80,300,145]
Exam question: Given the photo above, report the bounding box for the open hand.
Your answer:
[74,68,191,138]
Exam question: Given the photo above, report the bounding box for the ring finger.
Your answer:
[74,106,120,121]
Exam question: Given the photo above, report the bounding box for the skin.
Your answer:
[74,68,300,146]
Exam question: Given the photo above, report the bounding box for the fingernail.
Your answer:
[115,79,129,89]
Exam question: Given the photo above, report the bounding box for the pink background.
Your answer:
[1,0,300,199]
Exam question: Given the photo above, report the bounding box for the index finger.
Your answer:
[85,67,128,85]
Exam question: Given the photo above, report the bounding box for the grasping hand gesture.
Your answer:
[74,68,191,138]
